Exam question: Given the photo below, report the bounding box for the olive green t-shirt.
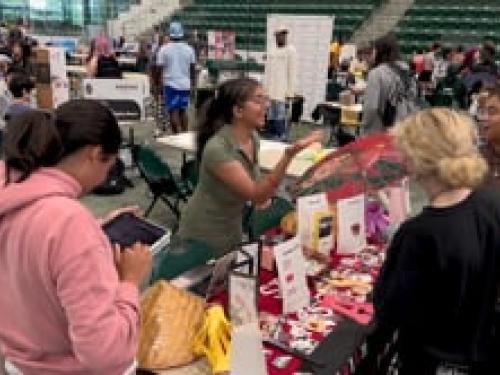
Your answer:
[177,125,260,256]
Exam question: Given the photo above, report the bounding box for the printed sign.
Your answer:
[230,272,258,327]
[274,237,310,314]
[207,31,236,60]
[337,194,366,254]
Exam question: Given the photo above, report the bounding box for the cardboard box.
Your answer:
[31,47,66,81]
[36,78,69,109]
[36,84,52,109]
[32,63,50,84]
[32,48,50,65]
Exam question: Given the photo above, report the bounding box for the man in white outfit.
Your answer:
[264,25,297,140]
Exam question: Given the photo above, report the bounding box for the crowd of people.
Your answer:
[330,33,500,135]
[2,13,500,375]
[0,20,39,152]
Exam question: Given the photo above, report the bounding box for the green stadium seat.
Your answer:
[168,0,388,58]
[397,1,500,55]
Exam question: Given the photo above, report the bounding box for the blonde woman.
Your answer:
[374,108,500,374]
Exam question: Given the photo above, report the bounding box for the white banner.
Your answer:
[267,15,334,122]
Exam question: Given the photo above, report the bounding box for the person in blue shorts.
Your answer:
[157,22,195,133]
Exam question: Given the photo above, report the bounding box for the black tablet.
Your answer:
[102,212,168,251]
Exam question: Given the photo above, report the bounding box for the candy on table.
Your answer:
[320,295,374,325]
[289,337,317,355]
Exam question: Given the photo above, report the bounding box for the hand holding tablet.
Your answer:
[102,212,170,254]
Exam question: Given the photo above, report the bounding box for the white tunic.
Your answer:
[264,45,297,102]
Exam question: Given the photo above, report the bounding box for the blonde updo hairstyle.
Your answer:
[391,108,488,189]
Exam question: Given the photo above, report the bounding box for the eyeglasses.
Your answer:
[248,95,270,105]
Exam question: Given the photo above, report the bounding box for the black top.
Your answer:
[374,188,500,369]
[96,56,122,79]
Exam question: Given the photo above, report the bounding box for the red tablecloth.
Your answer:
[210,257,371,375]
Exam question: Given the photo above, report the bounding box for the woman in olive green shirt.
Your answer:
[177,78,321,256]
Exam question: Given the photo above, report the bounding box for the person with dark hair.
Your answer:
[4,72,34,121]
[420,42,441,84]
[452,45,465,66]
[462,43,497,101]
[136,40,149,73]
[474,41,498,76]
[460,48,479,77]
[117,36,126,51]
[152,25,161,50]
[362,33,420,133]
[7,19,24,45]
[177,78,321,255]
[433,45,453,82]
[329,33,344,74]
[85,38,96,65]
[7,41,31,77]
[264,24,297,140]
[0,100,151,374]
[480,84,500,189]
[434,63,468,109]
[86,35,121,78]
[151,34,169,135]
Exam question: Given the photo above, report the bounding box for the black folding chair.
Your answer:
[133,144,191,218]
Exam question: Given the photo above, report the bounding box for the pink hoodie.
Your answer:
[0,163,139,375]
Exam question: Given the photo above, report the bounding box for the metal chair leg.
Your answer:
[160,196,180,219]
[145,196,159,217]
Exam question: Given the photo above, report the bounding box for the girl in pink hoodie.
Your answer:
[0,101,151,374]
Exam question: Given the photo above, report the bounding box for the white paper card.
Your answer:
[230,273,258,327]
[274,237,310,314]
[337,194,366,254]
[230,322,267,375]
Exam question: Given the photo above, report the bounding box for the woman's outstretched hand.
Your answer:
[285,130,324,159]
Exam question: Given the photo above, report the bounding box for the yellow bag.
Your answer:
[193,305,231,374]
[138,281,206,370]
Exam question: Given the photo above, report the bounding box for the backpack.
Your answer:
[92,158,133,195]
[382,63,422,127]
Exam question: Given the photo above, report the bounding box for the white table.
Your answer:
[66,65,148,81]
[118,56,137,66]
[156,131,333,178]
[66,64,87,76]
[320,102,363,113]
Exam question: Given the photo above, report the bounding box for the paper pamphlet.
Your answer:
[274,237,310,314]
[337,194,366,254]
[229,273,258,327]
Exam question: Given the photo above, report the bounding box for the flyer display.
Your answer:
[207,31,236,60]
